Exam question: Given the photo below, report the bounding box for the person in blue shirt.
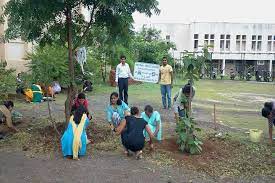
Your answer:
[141,105,162,147]
[61,105,90,160]
[106,92,130,129]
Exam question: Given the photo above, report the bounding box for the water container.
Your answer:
[249,129,263,143]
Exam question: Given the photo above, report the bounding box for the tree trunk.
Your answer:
[65,7,75,123]
[46,94,60,136]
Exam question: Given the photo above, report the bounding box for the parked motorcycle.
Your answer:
[263,71,271,82]
[246,71,252,81]
[230,71,236,80]
[255,71,262,82]
[212,71,217,79]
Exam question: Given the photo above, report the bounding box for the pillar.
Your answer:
[222,59,226,76]
[270,60,273,77]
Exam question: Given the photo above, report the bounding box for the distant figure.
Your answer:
[16,73,24,94]
[31,83,43,103]
[261,101,275,145]
[52,80,61,94]
[61,105,90,160]
[112,106,155,159]
[109,68,116,87]
[159,57,173,109]
[83,80,93,92]
[115,55,134,104]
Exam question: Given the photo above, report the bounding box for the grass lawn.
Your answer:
[12,79,275,133]
[119,79,274,132]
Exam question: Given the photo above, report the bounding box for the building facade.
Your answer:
[146,22,275,77]
[0,0,32,73]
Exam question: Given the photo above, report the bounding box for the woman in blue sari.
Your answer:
[61,105,90,160]
[141,105,162,148]
[106,92,130,129]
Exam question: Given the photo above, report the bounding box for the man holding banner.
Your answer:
[159,57,173,109]
[115,55,134,104]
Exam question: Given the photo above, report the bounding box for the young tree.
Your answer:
[175,47,209,154]
[2,0,159,122]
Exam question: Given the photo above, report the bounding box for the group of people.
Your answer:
[61,91,162,160]
[61,55,197,160]
[5,54,273,161]
[16,73,62,103]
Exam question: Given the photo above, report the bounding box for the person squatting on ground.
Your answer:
[112,106,155,159]
[141,105,162,148]
[173,84,195,122]
[106,92,130,130]
[0,101,23,132]
[71,92,92,120]
[61,105,90,160]
[261,101,275,144]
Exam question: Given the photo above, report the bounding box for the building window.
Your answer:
[210,34,214,39]
[204,34,214,51]
[194,34,199,50]
[252,35,262,51]
[166,35,170,41]
[220,34,225,51]
[236,35,241,51]
[267,35,272,51]
[236,34,246,51]
[257,35,262,51]
[267,35,275,51]
[225,34,230,51]
[204,34,209,46]
[209,34,214,51]
[242,35,246,51]
[257,60,265,65]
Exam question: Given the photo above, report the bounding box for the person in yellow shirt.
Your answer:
[159,57,173,109]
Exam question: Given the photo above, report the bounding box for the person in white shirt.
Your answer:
[115,55,134,104]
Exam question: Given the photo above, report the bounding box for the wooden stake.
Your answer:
[214,103,217,131]
[272,139,275,165]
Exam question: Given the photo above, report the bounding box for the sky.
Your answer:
[133,0,275,26]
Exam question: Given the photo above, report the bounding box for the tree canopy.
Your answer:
[2,0,160,49]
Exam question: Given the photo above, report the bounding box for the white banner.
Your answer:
[134,62,160,83]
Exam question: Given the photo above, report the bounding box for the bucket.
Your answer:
[249,129,263,143]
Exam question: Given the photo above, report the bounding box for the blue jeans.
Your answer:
[160,84,172,108]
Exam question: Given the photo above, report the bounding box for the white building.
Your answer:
[145,22,275,76]
[0,0,32,73]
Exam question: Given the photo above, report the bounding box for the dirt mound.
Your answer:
[154,136,273,177]
[155,137,233,161]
